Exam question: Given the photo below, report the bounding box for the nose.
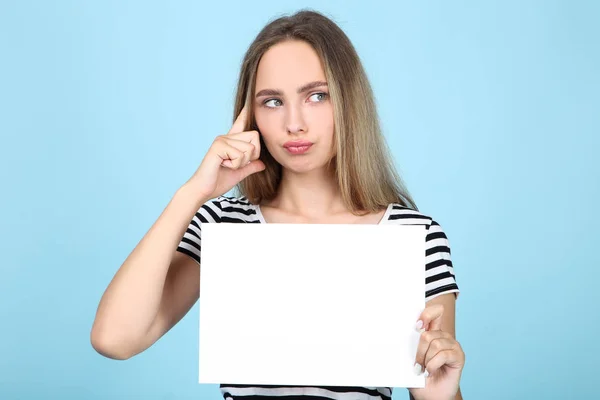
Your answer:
[285,103,306,134]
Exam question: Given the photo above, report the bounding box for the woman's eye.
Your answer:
[309,92,328,102]
[264,99,282,108]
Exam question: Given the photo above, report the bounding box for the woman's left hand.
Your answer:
[409,304,465,400]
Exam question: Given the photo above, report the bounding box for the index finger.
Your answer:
[228,104,249,134]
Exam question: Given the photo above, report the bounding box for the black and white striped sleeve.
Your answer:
[176,198,222,265]
[425,219,459,301]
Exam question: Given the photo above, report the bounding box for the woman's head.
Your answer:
[234,9,418,212]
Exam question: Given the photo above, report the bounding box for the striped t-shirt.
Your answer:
[177,195,459,400]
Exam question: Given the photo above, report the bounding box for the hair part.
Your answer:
[232,9,418,213]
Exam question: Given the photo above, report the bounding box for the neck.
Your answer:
[269,165,344,218]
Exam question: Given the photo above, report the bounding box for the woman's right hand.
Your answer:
[186,105,266,200]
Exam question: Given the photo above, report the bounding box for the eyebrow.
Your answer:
[255,81,328,98]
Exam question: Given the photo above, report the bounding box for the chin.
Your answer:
[269,147,335,173]
[280,158,333,174]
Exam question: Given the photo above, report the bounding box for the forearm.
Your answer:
[91,184,207,358]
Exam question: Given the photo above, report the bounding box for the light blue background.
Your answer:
[1,1,598,399]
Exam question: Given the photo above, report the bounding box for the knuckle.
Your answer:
[454,340,464,353]
[453,344,463,358]
[421,331,433,342]
[430,338,443,351]
[215,135,227,144]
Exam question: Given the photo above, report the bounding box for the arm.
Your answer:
[90,183,208,360]
[409,216,464,399]
[90,105,264,360]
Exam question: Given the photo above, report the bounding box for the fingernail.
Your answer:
[413,363,423,375]
[424,369,430,378]
[415,320,423,331]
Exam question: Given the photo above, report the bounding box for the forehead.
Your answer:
[255,40,326,90]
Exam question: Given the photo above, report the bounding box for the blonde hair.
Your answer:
[233,9,419,213]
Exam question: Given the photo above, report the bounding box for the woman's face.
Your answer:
[253,40,335,173]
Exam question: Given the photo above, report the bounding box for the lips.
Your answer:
[283,140,313,148]
[283,140,313,155]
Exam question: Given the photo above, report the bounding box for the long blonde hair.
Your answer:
[233,9,419,213]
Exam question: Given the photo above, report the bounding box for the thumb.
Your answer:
[238,159,266,179]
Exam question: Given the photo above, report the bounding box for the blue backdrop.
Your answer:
[1,1,598,399]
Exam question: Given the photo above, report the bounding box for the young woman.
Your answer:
[91,9,464,400]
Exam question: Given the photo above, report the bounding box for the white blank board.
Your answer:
[199,223,426,388]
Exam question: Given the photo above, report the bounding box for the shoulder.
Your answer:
[385,203,434,226]
[385,203,450,241]
[197,195,261,223]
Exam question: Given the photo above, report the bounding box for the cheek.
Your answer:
[311,104,335,156]
[254,110,281,155]
[308,104,334,139]
[254,109,279,140]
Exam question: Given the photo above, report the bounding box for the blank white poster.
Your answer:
[199,223,426,388]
